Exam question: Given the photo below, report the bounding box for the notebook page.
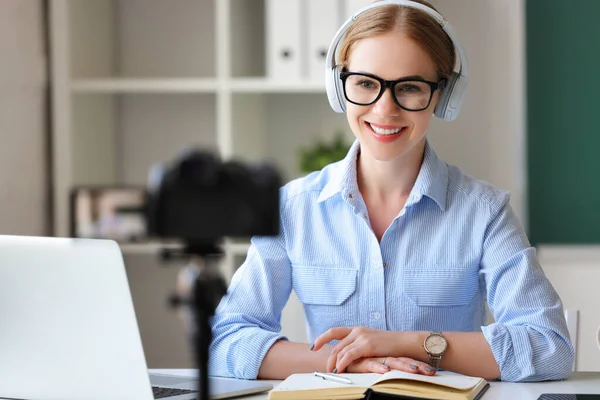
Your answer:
[273,373,381,391]
[375,370,483,390]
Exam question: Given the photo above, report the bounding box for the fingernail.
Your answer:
[410,365,418,370]
[426,367,435,372]
[333,368,338,373]
[309,343,314,351]
[382,364,390,370]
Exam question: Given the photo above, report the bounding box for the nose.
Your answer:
[372,87,400,117]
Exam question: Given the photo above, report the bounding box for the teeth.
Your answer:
[369,123,402,135]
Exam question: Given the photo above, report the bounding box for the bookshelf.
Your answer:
[49,0,365,366]
[49,0,357,274]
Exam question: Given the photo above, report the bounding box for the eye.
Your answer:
[357,79,378,89]
[397,83,422,94]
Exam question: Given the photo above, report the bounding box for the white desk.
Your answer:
[151,370,600,399]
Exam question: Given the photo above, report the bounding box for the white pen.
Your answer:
[313,371,354,385]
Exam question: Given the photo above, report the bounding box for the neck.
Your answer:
[357,139,426,203]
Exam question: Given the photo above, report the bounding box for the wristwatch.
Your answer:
[423,331,448,369]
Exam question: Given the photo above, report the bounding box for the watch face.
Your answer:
[425,334,447,356]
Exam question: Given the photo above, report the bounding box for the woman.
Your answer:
[208,0,574,382]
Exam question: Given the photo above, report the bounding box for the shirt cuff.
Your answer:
[481,322,535,382]
[220,328,288,379]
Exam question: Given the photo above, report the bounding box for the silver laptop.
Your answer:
[0,235,272,400]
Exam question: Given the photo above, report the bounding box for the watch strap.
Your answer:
[428,355,441,369]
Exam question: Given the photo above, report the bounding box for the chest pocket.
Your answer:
[292,266,357,304]
[291,265,358,329]
[403,267,478,307]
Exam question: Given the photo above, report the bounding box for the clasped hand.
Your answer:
[311,327,436,375]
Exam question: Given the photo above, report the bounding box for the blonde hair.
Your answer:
[338,0,456,81]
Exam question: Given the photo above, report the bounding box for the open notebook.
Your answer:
[268,369,490,400]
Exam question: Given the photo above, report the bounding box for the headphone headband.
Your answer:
[325,0,469,121]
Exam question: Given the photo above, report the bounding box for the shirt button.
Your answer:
[372,312,381,320]
[363,213,368,219]
[348,193,354,199]
[383,262,388,268]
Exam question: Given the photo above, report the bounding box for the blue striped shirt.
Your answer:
[208,139,574,382]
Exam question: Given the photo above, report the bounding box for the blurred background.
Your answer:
[1,0,599,371]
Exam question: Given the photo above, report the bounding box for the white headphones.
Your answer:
[325,0,469,121]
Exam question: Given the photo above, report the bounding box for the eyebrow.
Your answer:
[398,74,427,81]
[354,71,428,81]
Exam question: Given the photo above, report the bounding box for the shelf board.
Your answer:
[71,78,219,94]
[119,241,184,254]
[225,241,250,254]
[70,78,328,94]
[119,240,250,255]
[230,78,326,93]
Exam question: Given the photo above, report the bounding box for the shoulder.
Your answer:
[445,163,510,214]
[279,161,342,207]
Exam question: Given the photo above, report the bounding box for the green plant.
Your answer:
[298,131,352,173]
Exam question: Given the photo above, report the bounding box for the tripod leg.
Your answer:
[193,266,228,400]
[197,308,211,400]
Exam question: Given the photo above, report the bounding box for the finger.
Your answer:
[327,333,357,372]
[405,359,437,375]
[416,361,437,375]
[336,345,370,373]
[325,328,363,372]
[312,327,352,352]
[347,358,390,374]
[386,358,435,375]
[335,335,376,373]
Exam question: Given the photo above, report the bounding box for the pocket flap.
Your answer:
[292,266,357,305]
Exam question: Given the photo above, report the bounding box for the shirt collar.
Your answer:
[406,139,449,211]
[317,139,361,203]
[317,139,448,211]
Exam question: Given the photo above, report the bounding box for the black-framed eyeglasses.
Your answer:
[339,71,446,112]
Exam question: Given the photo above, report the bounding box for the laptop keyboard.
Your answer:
[152,386,198,399]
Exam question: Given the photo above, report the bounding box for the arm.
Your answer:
[313,328,500,380]
[402,331,500,379]
[208,231,293,379]
[398,192,576,381]
[258,340,331,379]
[208,197,337,380]
[479,194,574,381]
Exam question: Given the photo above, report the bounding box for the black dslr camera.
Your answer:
[145,149,281,400]
[146,149,280,244]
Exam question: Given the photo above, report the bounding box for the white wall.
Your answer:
[0,0,48,235]
[428,0,526,224]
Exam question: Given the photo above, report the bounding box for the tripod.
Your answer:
[166,243,228,400]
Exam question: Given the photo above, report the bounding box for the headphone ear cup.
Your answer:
[335,68,346,113]
[434,72,467,121]
[326,66,346,113]
[434,72,457,120]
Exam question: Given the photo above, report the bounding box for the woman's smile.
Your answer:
[364,121,408,143]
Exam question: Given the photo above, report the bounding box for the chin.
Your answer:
[370,149,409,162]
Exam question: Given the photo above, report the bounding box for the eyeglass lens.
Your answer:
[344,74,432,110]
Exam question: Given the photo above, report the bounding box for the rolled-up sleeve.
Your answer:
[480,193,574,382]
[208,229,291,379]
